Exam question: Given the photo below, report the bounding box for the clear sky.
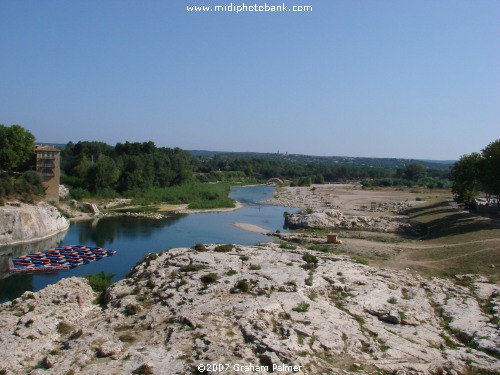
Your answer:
[0,1,498,160]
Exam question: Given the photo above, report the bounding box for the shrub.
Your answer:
[70,187,91,200]
[214,244,235,252]
[234,279,250,293]
[388,297,398,305]
[84,272,115,293]
[292,302,310,313]
[239,255,249,261]
[179,264,206,272]
[200,273,218,284]
[302,254,318,264]
[193,243,207,252]
[249,264,261,270]
[226,269,237,276]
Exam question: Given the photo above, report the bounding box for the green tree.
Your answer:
[88,155,120,192]
[403,163,426,181]
[479,139,500,207]
[450,153,482,207]
[0,124,36,171]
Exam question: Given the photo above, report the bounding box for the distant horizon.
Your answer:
[2,1,498,160]
[34,140,457,163]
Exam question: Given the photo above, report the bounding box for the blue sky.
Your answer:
[0,1,498,160]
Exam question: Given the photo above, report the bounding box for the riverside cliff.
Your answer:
[0,201,69,246]
[0,243,498,374]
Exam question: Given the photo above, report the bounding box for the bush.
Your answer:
[302,254,318,264]
[292,302,310,313]
[233,279,250,293]
[70,187,91,200]
[193,243,207,252]
[84,272,115,293]
[214,244,235,252]
[200,273,218,284]
[179,264,205,272]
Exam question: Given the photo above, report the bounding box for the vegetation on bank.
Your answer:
[129,182,235,209]
[450,139,500,208]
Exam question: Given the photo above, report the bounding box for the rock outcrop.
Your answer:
[0,201,69,246]
[0,244,498,374]
[285,209,415,233]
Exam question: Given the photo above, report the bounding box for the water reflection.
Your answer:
[75,215,185,247]
[0,274,34,300]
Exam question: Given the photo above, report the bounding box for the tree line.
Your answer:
[0,125,464,206]
[450,139,500,208]
[192,154,451,188]
[61,141,193,197]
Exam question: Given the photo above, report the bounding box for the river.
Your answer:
[0,185,296,302]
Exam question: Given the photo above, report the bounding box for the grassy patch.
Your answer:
[280,242,298,250]
[351,255,369,265]
[307,244,332,253]
[130,182,236,210]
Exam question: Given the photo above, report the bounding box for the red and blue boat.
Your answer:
[9,245,117,273]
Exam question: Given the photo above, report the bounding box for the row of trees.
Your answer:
[61,141,193,195]
[450,139,500,208]
[194,155,450,187]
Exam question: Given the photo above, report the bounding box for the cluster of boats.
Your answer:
[9,245,117,273]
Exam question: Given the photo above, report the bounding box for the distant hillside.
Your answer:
[36,144,454,171]
[189,150,455,170]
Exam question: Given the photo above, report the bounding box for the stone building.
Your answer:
[35,145,61,203]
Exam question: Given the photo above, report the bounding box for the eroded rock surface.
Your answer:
[0,244,498,374]
[0,201,69,245]
[285,209,414,233]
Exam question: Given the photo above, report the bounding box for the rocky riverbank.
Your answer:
[285,209,415,234]
[0,243,498,374]
[0,201,69,246]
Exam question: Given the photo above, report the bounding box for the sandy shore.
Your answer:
[268,183,420,216]
[233,222,270,234]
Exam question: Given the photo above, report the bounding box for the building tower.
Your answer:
[35,145,61,203]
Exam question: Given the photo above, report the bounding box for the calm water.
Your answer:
[0,185,295,301]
